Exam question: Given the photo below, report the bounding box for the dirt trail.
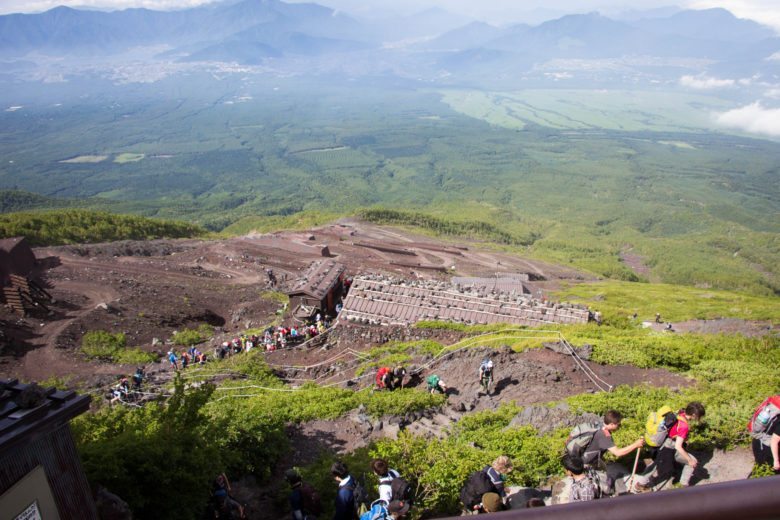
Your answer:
[21,280,122,381]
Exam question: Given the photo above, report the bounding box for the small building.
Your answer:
[0,237,36,288]
[0,380,97,519]
[287,260,346,319]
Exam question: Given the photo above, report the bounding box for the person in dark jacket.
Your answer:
[331,461,355,520]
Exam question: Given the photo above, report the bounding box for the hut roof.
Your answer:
[287,260,346,300]
[0,379,90,454]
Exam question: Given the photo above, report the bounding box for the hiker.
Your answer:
[749,395,780,474]
[132,366,145,391]
[331,461,356,520]
[207,489,246,519]
[426,374,448,395]
[562,454,598,502]
[181,350,191,369]
[459,456,513,513]
[286,469,322,520]
[655,313,662,323]
[168,350,179,371]
[479,358,494,395]
[576,411,645,467]
[634,401,706,492]
[480,492,504,513]
[110,377,130,404]
[391,366,406,390]
[376,367,392,391]
[371,459,400,505]
[594,311,602,326]
[485,456,512,501]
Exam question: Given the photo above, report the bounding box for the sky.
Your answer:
[1,0,780,32]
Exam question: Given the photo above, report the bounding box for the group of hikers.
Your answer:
[286,459,413,520]
[282,396,776,518]
[376,358,496,398]
[108,366,145,404]
[168,315,335,372]
[559,396,779,505]
[168,346,209,370]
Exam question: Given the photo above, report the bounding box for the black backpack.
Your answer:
[459,469,495,509]
[390,476,413,506]
[300,482,323,517]
[350,477,370,518]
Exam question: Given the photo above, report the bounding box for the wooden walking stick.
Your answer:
[627,447,641,492]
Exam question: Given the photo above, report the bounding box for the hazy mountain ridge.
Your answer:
[1,0,777,73]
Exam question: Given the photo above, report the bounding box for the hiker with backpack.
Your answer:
[331,461,358,520]
[633,401,706,493]
[391,366,406,390]
[562,454,599,502]
[565,411,644,495]
[371,459,402,505]
[286,469,322,520]
[376,367,392,391]
[749,395,780,474]
[459,456,513,513]
[566,411,645,468]
[426,374,448,395]
[479,358,494,395]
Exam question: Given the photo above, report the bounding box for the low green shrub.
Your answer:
[81,331,126,360]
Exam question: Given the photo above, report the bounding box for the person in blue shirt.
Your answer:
[331,461,355,520]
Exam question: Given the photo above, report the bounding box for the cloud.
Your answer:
[686,0,780,33]
[680,75,736,89]
[715,102,780,136]
[764,88,780,99]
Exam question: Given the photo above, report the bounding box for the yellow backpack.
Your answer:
[645,405,678,447]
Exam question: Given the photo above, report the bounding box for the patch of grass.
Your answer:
[555,281,780,323]
[81,330,157,364]
[114,153,145,163]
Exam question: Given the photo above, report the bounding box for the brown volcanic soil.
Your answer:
[0,220,594,384]
[0,220,759,520]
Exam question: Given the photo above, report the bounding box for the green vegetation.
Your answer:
[1,82,777,294]
[0,209,204,246]
[71,305,779,519]
[171,324,214,347]
[359,208,539,246]
[73,378,223,520]
[556,281,780,324]
[114,153,145,163]
[81,330,157,364]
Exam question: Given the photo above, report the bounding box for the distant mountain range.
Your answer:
[0,0,778,86]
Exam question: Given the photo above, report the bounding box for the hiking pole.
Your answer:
[627,447,641,493]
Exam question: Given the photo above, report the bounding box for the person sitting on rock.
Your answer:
[426,374,448,395]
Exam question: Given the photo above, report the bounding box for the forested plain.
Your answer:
[0,76,778,294]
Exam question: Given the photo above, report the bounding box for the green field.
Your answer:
[0,79,778,294]
[439,89,733,132]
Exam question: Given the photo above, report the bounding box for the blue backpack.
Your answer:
[359,500,389,520]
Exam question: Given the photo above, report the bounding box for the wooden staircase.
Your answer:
[2,274,51,315]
